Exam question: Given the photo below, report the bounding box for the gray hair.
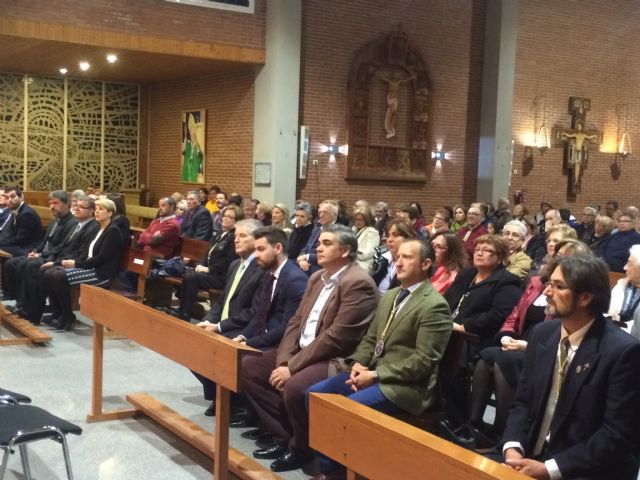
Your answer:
[235,218,264,237]
[322,223,358,261]
[546,209,562,222]
[320,200,339,217]
[375,201,389,213]
[504,219,527,238]
[629,245,640,266]
[295,201,314,218]
[71,189,85,199]
[77,196,95,210]
[583,206,597,217]
[49,190,70,205]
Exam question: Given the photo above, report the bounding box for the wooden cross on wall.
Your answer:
[554,97,601,196]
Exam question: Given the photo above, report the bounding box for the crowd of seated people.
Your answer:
[4,184,640,480]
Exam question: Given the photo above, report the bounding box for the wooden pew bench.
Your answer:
[309,393,529,480]
[146,237,223,308]
[0,303,52,346]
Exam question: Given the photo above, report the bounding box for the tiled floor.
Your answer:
[1,304,312,480]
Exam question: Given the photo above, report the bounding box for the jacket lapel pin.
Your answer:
[576,362,590,374]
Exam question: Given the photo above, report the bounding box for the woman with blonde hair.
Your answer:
[43,197,125,330]
[271,203,293,237]
[352,206,380,273]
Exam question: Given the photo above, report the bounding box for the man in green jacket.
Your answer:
[306,238,452,479]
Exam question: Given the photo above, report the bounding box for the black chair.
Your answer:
[0,404,82,479]
[0,388,31,405]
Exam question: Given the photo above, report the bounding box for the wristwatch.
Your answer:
[371,370,379,382]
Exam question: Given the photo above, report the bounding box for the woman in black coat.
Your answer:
[45,197,125,330]
[442,234,522,427]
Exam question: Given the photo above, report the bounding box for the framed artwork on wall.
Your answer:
[181,110,206,184]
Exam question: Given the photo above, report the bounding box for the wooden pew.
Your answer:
[0,302,52,346]
[309,394,529,480]
[609,271,625,288]
[79,285,277,480]
[153,237,223,304]
[125,203,158,229]
[31,205,52,228]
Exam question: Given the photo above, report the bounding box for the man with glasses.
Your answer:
[3,190,76,308]
[502,255,640,480]
[575,206,597,245]
[457,203,488,265]
[502,220,532,278]
[180,190,213,240]
[297,200,338,275]
[9,196,98,323]
[599,207,640,272]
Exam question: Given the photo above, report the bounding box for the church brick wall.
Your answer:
[297,0,486,214]
[510,0,640,211]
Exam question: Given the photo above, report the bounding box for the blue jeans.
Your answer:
[306,371,397,473]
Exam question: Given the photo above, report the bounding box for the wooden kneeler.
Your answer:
[80,285,279,480]
[0,303,52,346]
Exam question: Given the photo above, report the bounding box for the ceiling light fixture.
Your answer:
[79,61,90,71]
[106,54,118,64]
[59,67,68,75]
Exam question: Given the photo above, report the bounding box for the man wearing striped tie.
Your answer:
[502,255,640,480]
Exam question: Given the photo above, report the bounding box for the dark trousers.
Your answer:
[178,270,223,314]
[241,348,328,453]
[44,267,75,322]
[4,255,29,301]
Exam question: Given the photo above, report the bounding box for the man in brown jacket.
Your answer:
[241,224,378,472]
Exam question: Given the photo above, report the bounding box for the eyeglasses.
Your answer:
[432,243,447,251]
[467,211,481,216]
[502,231,521,238]
[76,205,93,210]
[434,216,446,222]
[474,247,496,255]
[544,281,569,292]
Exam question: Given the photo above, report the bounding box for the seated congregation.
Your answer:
[3,184,640,480]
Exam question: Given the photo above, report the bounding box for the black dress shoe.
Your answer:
[255,436,276,449]
[204,400,216,417]
[51,315,75,331]
[168,308,191,322]
[229,416,259,428]
[241,428,270,440]
[269,449,314,472]
[253,444,287,460]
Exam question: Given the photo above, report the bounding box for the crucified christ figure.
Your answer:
[557,121,599,188]
[375,70,416,139]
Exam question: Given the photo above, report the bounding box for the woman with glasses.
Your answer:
[352,206,380,273]
[426,208,451,238]
[468,239,591,447]
[441,235,521,429]
[430,231,467,294]
[371,219,417,295]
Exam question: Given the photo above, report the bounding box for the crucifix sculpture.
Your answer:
[555,97,601,195]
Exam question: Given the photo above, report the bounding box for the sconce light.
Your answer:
[523,146,534,161]
[326,144,339,155]
[533,95,550,154]
[431,149,445,168]
[616,104,632,160]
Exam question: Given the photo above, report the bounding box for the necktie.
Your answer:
[374,288,411,357]
[556,337,571,399]
[69,223,82,240]
[254,274,276,334]
[221,261,245,320]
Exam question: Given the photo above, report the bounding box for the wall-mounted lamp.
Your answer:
[326,144,339,155]
[616,104,632,160]
[431,150,444,161]
[533,95,550,154]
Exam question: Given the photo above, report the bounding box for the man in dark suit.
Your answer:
[0,189,12,238]
[195,224,307,415]
[180,190,213,241]
[308,239,452,478]
[502,255,640,480]
[0,185,42,257]
[4,190,78,319]
[296,200,337,276]
[28,196,99,324]
[169,204,241,321]
[242,224,378,472]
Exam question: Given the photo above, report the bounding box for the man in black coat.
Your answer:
[502,256,640,480]
[22,196,99,323]
[180,191,213,241]
[0,185,42,257]
[4,190,78,318]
